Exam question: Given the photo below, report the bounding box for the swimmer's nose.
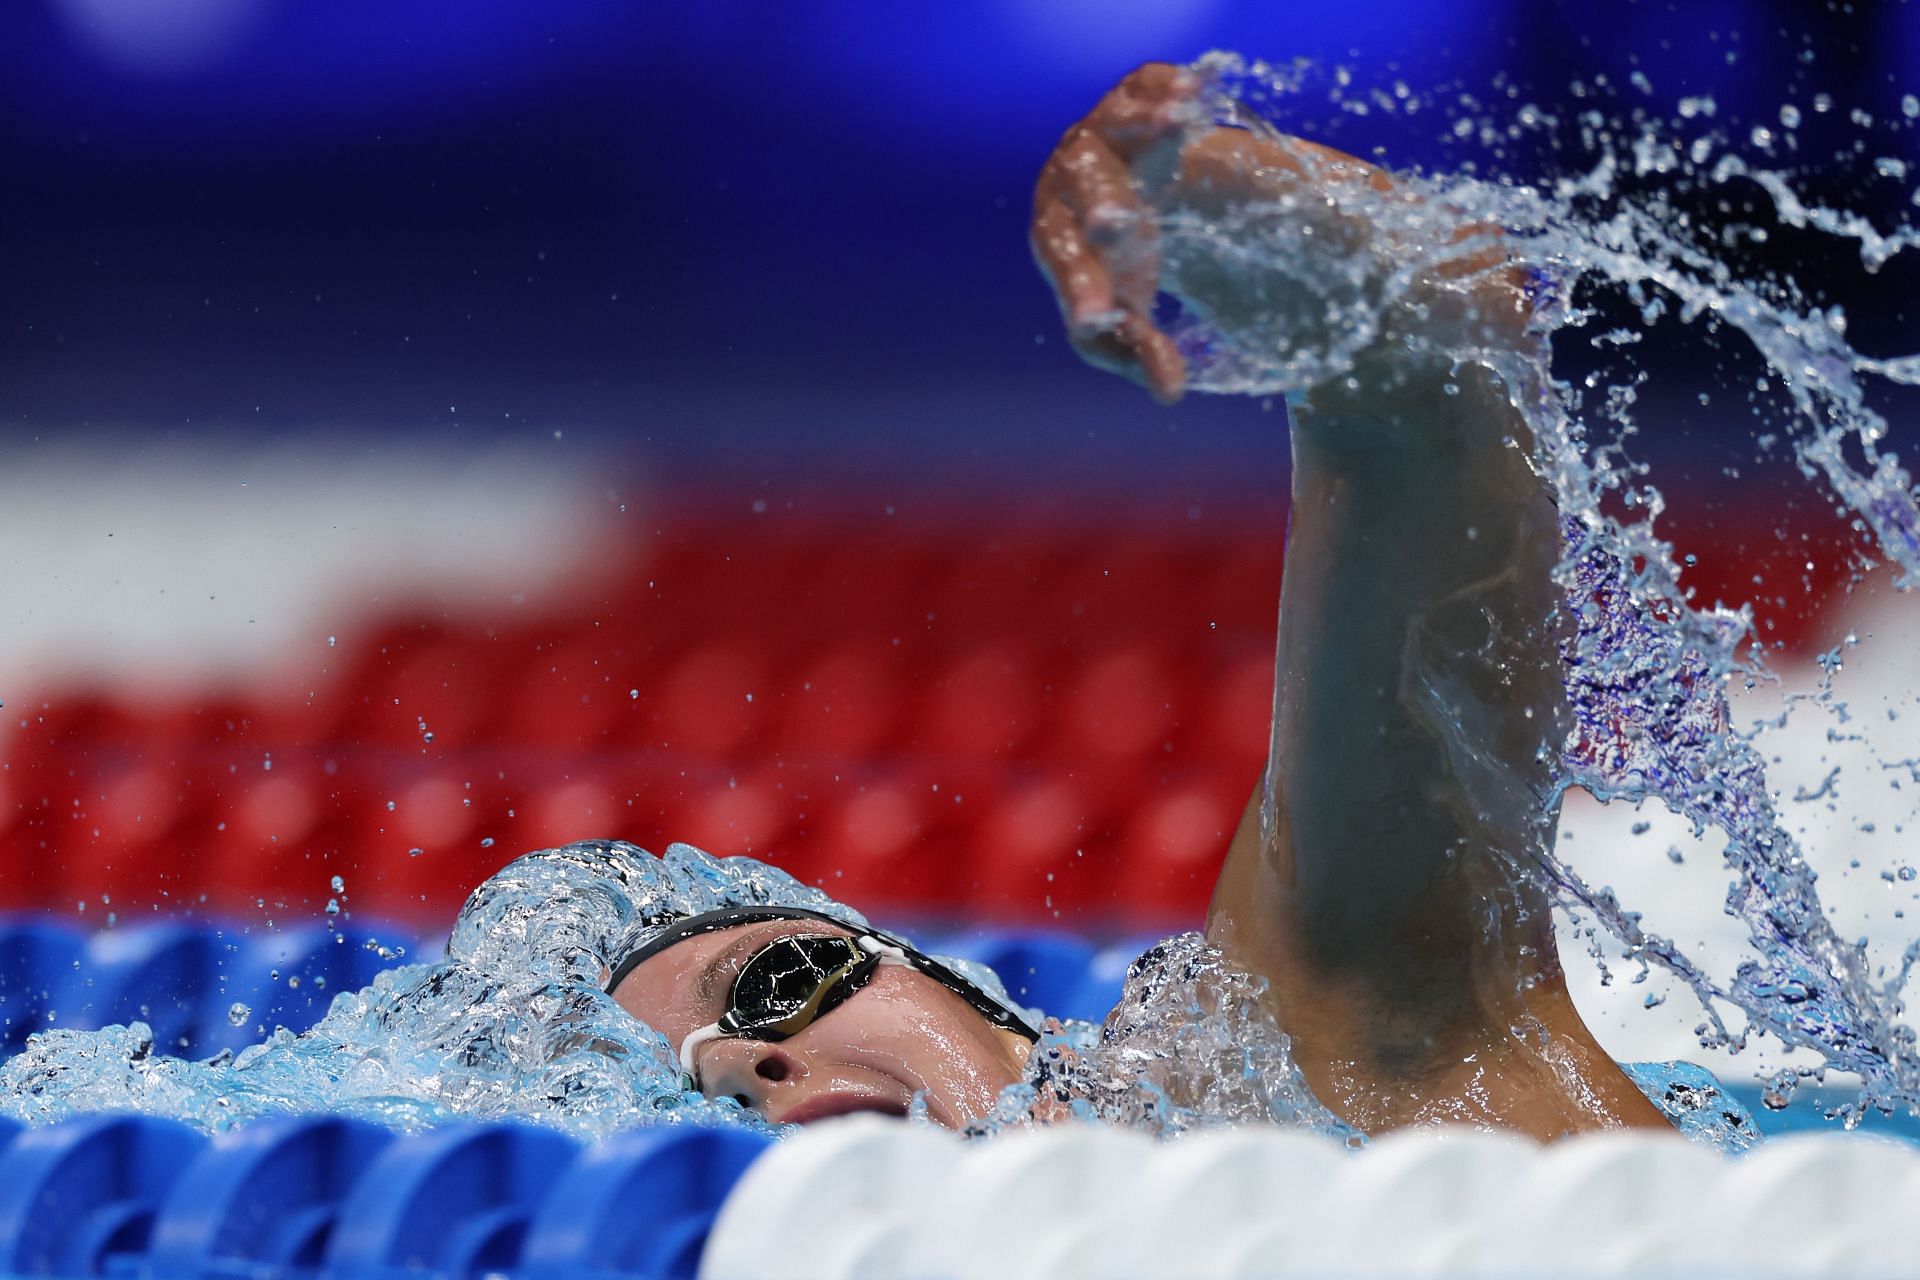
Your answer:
[697,1038,801,1113]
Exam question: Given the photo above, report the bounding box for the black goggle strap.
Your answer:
[607,905,871,993]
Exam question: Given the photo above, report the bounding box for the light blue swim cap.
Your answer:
[447,839,874,989]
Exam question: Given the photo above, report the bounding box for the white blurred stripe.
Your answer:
[0,438,619,704]
[705,1120,1920,1279]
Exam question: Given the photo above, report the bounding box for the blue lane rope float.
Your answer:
[520,1126,772,1280]
[0,1115,773,1280]
[322,1122,583,1278]
[0,916,422,1057]
[0,920,84,1056]
[78,921,225,1057]
[0,1114,208,1278]
[144,1114,398,1278]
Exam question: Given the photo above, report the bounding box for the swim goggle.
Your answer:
[605,906,1039,1088]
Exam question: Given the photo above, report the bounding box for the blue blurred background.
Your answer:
[4,0,1916,489]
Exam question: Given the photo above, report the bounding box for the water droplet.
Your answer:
[227,1002,250,1026]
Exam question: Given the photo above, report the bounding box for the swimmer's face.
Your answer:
[611,919,1032,1128]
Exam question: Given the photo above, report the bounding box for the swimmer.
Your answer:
[580,64,1677,1140]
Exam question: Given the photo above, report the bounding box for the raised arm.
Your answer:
[1035,66,1664,1136]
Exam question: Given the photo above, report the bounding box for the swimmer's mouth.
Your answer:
[779,1092,912,1126]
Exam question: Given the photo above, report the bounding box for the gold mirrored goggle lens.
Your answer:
[717,933,878,1040]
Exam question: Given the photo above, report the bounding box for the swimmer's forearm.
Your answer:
[1286,360,1559,896]
[1211,352,1564,994]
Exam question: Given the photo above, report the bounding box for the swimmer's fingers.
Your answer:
[1032,194,1117,325]
[1094,63,1202,160]
[1130,318,1187,403]
[1070,311,1187,405]
[1034,196,1185,402]
[1033,62,1197,402]
[1055,132,1140,243]
[1052,133,1161,313]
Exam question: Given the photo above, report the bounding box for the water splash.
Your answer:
[960,933,1355,1143]
[1158,52,1920,1122]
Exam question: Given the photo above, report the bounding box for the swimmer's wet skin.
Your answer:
[602,62,1670,1140]
[610,904,1038,1130]
[607,906,1036,1124]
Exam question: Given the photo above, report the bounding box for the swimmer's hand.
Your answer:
[1032,63,1198,404]
[1033,63,1532,403]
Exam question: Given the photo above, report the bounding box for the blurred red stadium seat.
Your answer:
[649,645,779,758]
[1117,780,1244,924]
[1053,644,1178,762]
[816,768,968,911]
[779,642,903,758]
[359,636,514,752]
[525,773,626,850]
[201,760,351,918]
[792,536,937,629]
[673,767,795,861]
[1197,647,1274,772]
[915,642,1044,760]
[3,499,1317,927]
[964,777,1112,923]
[57,762,212,912]
[930,530,1076,631]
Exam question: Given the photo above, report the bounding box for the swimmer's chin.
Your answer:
[777,1089,912,1126]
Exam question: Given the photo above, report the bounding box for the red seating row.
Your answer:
[0,492,1854,929]
[5,641,1276,769]
[0,745,1251,928]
